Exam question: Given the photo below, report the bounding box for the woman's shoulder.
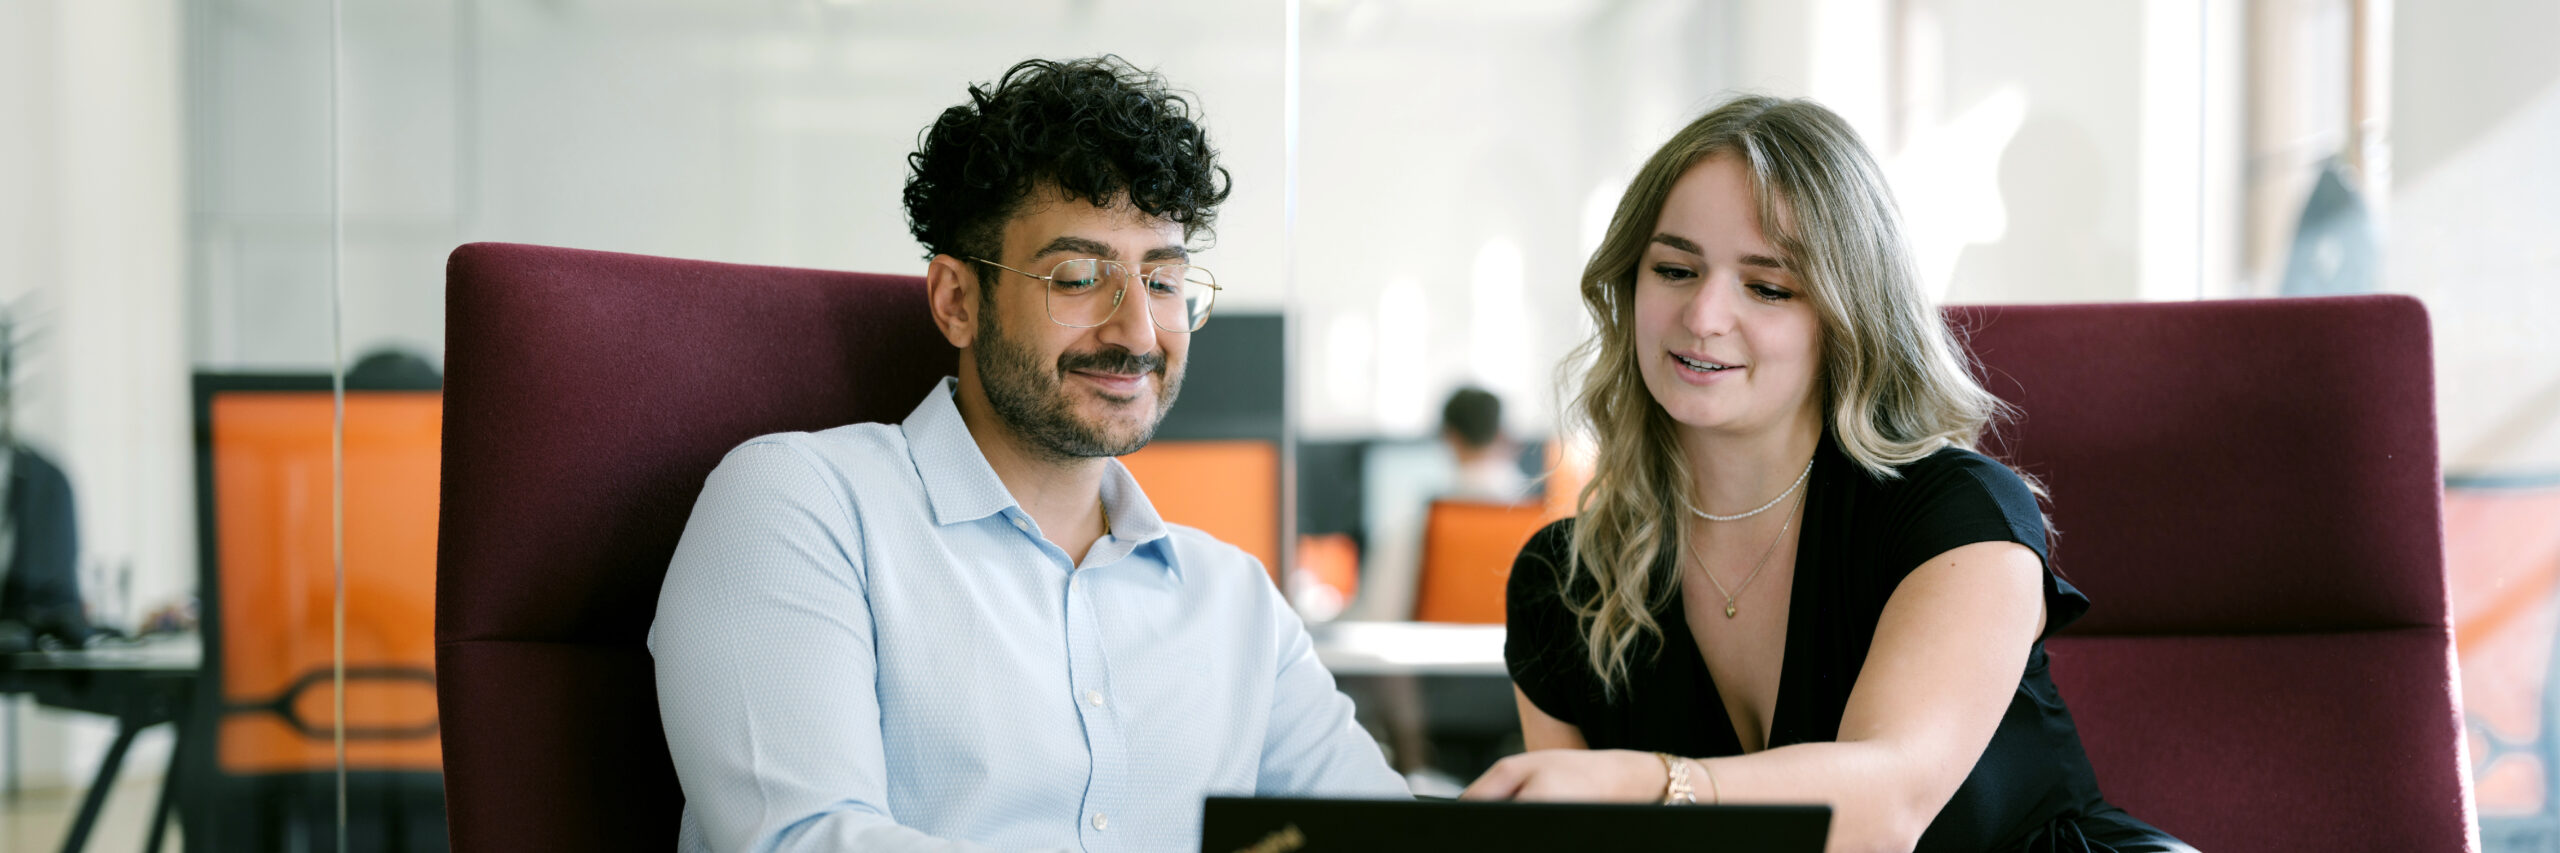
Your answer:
[1504,516,1598,686]
[1862,444,2041,519]
[1828,441,2050,572]
[1526,516,1576,554]
[1509,517,1581,596]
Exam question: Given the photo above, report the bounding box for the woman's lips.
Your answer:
[1669,352,1740,385]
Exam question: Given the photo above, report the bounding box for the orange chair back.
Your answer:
[2445,486,2560,815]
[1117,440,1281,581]
[1414,499,1551,624]
[209,391,443,774]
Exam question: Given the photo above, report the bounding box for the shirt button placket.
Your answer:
[1066,569,1121,848]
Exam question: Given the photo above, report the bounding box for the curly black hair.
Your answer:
[904,55,1232,283]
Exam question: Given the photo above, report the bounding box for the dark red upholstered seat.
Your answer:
[1952,295,2476,851]
[435,242,954,852]
[436,241,2474,851]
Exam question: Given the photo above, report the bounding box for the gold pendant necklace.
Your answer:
[1687,486,1806,618]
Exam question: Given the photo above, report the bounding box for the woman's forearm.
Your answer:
[1685,739,1952,853]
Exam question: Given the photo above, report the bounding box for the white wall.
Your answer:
[1,0,190,792]
[194,0,1292,371]
[1292,0,1729,439]
[1923,0,2145,305]
[2390,0,2560,477]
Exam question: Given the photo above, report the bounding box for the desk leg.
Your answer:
[143,716,183,853]
[58,718,142,853]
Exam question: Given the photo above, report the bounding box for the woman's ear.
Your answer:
[925,254,979,349]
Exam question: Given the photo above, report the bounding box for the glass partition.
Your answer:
[0,0,345,851]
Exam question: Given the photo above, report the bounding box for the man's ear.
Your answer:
[925,253,979,349]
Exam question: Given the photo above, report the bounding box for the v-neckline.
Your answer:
[1661,454,1824,756]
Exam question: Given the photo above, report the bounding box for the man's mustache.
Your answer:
[1057,347,1165,376]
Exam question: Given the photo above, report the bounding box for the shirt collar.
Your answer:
[901,379,1016,527]
[900,378,1182,580]
[1097,457,1181,579]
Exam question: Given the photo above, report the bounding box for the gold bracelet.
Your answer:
[1697,757,1721,805]
[1655,752,1696,805]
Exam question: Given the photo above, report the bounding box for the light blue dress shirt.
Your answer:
[651,378,1406,852]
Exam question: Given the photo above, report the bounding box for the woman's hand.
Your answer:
[1458,749,1668,803]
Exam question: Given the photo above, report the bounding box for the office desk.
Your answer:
[0,635,199,853]
[1312,622,1518,782]
[1310,621,1507,677]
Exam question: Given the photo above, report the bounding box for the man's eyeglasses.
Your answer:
[971,257,1221,333]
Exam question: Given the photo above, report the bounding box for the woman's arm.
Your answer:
[1515,686,1588,751]
[1465,540,2047,853]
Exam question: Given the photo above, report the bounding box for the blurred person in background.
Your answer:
[1463,95,2189,853]
[1440,385,1529,502]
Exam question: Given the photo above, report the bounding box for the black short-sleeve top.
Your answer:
[1505,435,2111,853]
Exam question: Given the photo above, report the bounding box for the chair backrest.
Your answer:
[1949,295,2476,851]
[204,388,444,774]
[1414,499,1552,624]
[1118,439,1283,577]
[436,242,956,852]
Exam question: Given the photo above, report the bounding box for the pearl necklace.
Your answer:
[1688,457,1815,522]
[1688,486,1806,619]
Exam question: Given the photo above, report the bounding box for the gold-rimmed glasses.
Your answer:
[971,256,1221,333]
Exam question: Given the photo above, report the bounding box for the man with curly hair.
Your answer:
[651,56,1407,852]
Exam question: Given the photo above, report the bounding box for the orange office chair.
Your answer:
[1412,499,1552,624]
[193,377,447,851]
[1118,440,1282,580]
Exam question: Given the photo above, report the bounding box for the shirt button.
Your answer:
[1084,690,1105,708]
[1092,813,1108,831]
[1010,516,1030,531]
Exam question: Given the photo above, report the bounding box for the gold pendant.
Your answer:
[1724,603,1738,619]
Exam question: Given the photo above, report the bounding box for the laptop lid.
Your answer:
[1200,796,1830,852]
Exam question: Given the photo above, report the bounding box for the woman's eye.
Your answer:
[1748,283,1793,301]
[1650,264,1696,281]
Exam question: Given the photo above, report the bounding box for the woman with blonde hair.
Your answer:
[1460,95,2189,852]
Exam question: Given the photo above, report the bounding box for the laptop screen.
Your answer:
[1202,796,1830,852]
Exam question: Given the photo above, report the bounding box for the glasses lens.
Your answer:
[1046,259,1121,327]
[1163,267,1216,332]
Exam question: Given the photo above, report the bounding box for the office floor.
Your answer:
[0,774,181,853]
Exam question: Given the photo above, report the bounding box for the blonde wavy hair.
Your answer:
[1558,94,2015,694]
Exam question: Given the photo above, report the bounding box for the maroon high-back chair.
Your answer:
[1953,294,2477,851]
[436,243,2474,851]
[435,242,954,851]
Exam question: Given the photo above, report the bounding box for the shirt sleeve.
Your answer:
[649,439,1032,853]
[1503,519,1587,728]
[1883,450,2091,639]
[1253,557,1411,799]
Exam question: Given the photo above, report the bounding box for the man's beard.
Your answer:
[974,306,1184,461]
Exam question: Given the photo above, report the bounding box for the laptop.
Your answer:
[1200,796,1830,852]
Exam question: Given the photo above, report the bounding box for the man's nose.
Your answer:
[1094,277,1160,355]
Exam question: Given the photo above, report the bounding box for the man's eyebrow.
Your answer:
[1142,245,1189,263]
[1031,236,1117,260]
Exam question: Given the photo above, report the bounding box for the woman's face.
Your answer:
[1631,154,1825,442]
